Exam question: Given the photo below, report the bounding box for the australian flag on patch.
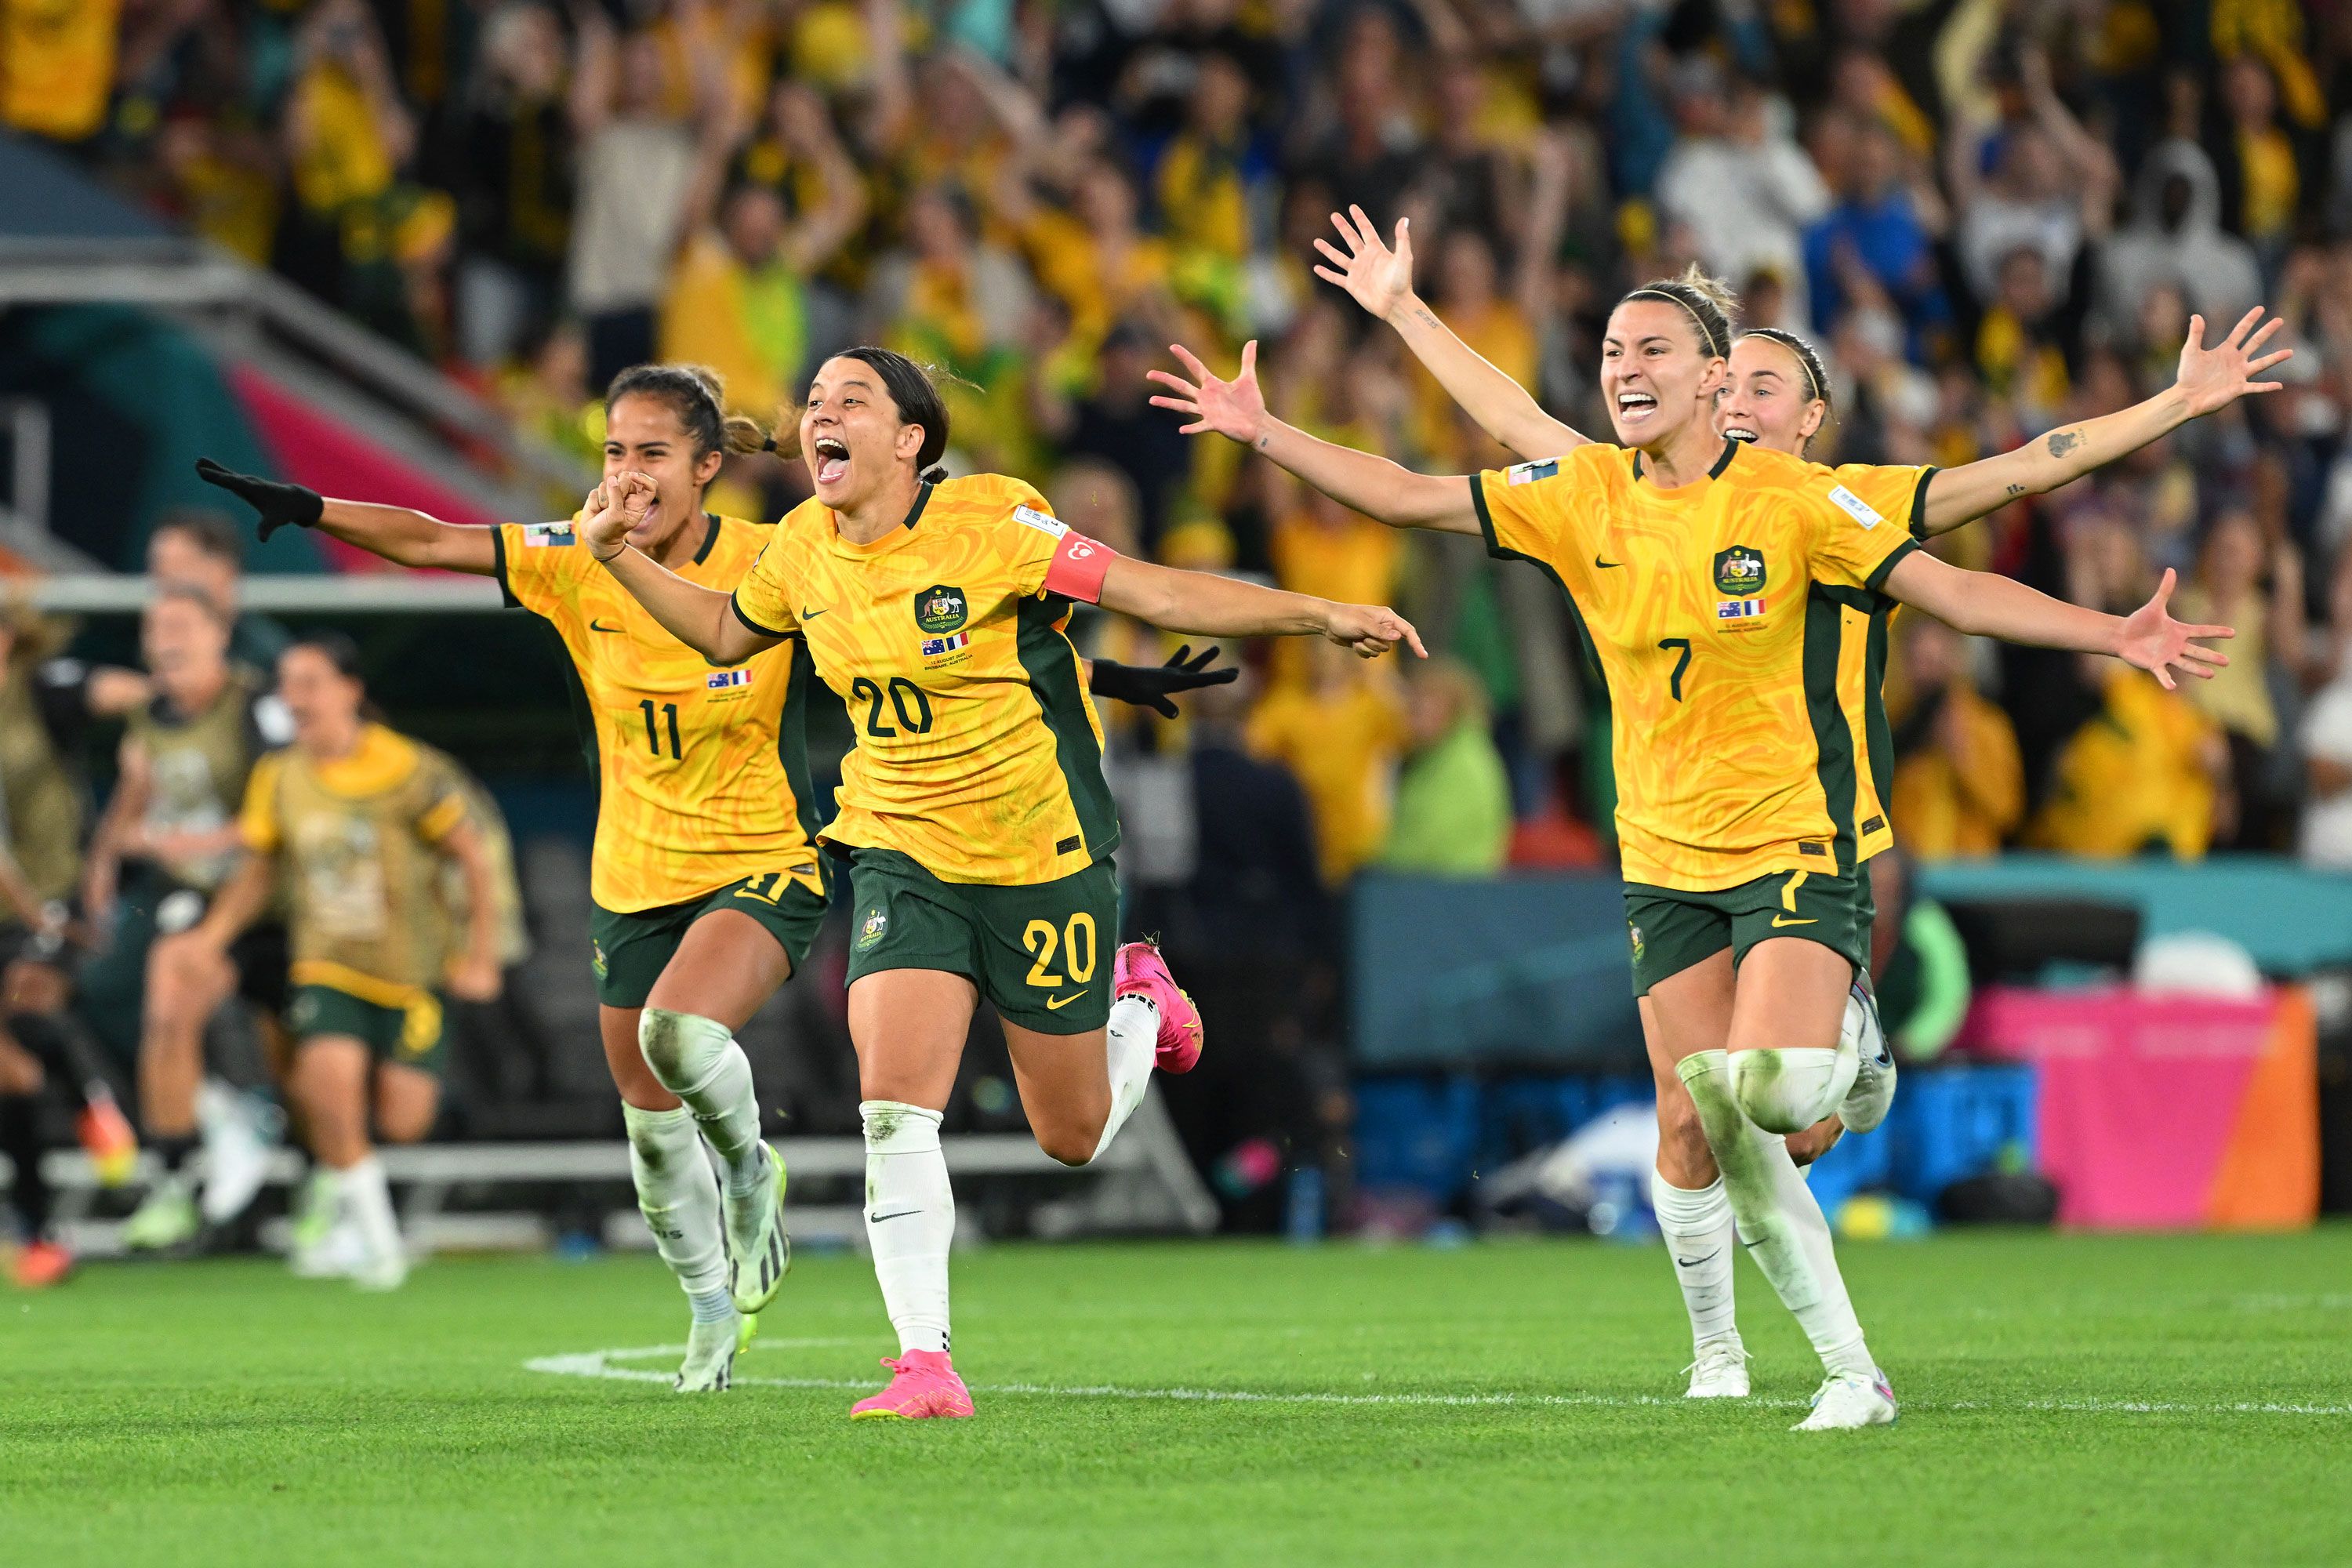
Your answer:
[1506,459,1560,486]
[1718,599,1763,621]
[523,522,575,547]
[707,669,752,689]
[921,632,970,656]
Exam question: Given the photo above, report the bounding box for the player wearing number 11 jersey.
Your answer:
[199,365,821,1392]
[583,346,1422,1420]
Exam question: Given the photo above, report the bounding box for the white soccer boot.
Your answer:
[1837,981,1897,1134]
[1683,1336,1751,1399]
[676,1310,757,1392]
[290,1218,368,1279]
[724,1143,790,1316]
[198,1082,279,1225]
[1792,1368,1898,1430]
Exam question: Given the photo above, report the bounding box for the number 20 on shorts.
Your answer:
[1022,913,1098,989]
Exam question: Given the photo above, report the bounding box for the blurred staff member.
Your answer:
[78,511,297,724]
[83,588,292,1251]
[1887,617,2024,859]
[160,635,502,1291]
[0,601,139,1290]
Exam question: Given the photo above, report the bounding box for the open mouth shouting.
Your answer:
[811,435,851,487]
[1720,421,1759,442]
[1615,390,1659,426]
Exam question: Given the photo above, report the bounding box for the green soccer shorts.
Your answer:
[1623,862,1875,998]
[589,868,831,1010]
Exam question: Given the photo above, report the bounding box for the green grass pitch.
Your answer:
[5,1229,2349,1566]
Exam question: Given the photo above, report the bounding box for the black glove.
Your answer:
[194,458,323,541]
[1087,644,1239,718]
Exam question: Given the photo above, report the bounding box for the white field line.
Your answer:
[524,1342,2352,1419]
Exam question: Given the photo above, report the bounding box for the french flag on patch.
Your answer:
[1718,598,1763,621]
[922,632,970,656]
[707,669,753,689]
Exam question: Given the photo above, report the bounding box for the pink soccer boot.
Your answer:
[1113,939,1203,1073]
[849,1350,975,1421]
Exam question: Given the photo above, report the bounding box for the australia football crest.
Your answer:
[914,585,968,634]
[856,909,890,951]
[1713,546,1766,597]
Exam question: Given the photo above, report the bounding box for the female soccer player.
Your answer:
[575,345,1420,1420]
[198,366,1237,1384]
[165,634,503,1290]
[1315,209,2290,1397]
[1149,282,2228,1428]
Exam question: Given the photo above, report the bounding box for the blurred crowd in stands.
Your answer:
[8,0,2352,889]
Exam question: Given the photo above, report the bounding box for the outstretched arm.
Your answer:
[583,474,779,666]
[1096,557,1424,659]
[195,459,498,573]
[1147,343,1482,535]
[1922,309,2292,534]
[1885,556,2231,691]
[1314,208,1588,463]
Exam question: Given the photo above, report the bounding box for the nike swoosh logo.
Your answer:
[1044,993,1083,1010]
[800,606,829,620]
[868,1209,922,1224]
[589,619,625,633]
[1595,555,1624,569]
[1674,1250,1720,1269]
[1771,916,1818,927]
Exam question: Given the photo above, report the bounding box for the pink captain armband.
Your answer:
[1042,530,1116,604]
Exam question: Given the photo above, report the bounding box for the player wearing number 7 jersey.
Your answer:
[579,346,1421,1421]
[1151,274,2231,1430]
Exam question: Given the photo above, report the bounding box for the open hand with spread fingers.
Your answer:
[1312,206,1417,322]
[1323,603,1427,660]
[1147,342,1269,447]
[2173,307,2294,418]
[2118,568,2234,690]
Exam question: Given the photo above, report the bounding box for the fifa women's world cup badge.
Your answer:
[1713,546,1767,630]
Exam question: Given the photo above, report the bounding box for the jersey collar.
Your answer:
[1630,437,1741,486]
[691,512,720,564]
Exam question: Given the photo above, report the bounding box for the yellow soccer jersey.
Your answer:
[731,474,1120,886]
[241,724,469,1002]
[1472,440,1932,891]
[492,512,823,913]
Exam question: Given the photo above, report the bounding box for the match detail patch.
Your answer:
[1014,505,1067,539]
[524,522,577,546]
[707,669,752,690]
[1828,485,1883,529]
[1507,459,1561,486]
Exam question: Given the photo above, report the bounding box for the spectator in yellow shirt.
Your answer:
[0,0,121,144]
[2030,660,2227,859]
[1247,642,1409,886]
[1889,617,2024,859]
[659,88,865,421]
[1413,230,1538,469]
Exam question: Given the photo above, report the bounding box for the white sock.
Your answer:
[640,1009,766,1196]
[1679,1051,1875,1378]
[622,1102,727,1298]
[862,1101,953,1356]
[1088,995,1160,1163]
[341,1156,403,1269]
[1650,1169,1738,1353]
[1730,1046,1856,1135]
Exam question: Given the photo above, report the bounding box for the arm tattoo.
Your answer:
[1255,433,1271,450]
[2005,484,2026,498]
[2046,430,2082,459]
[1411,307,1440,329]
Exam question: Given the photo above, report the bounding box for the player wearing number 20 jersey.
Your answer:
[492,510,829,1003]
[728,471,1123,1031]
